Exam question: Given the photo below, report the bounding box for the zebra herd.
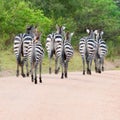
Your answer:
[14,24,108,84]
[14,25,44,84]
[79,29,108,75]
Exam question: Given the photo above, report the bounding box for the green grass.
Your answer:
[0,49,119,76]
[0,50,16,71]
[0,50,83,74]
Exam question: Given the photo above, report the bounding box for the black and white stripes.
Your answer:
[46,24,65,74]
[14,25,108,82]
[79,29,96,75]
[79,28,108,75]
[14,25,35,77]
[28,32,44,84]
[61,32,74,78]
[94,30,108,73]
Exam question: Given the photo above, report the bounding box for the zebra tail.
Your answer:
[17,42,23,65]
[62,50,66,61]
[50,50,55,58]
[17,52,21,65]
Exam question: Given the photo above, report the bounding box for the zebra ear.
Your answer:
[62,26,66,30]
[86,29,90,34]
[94,30,98,35]
[101,31,104,35]
[70,32,74,37]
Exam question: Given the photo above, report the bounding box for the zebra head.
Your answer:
[94,30,104,42]
[56,24,65,35]
[65,32,74,43]
[33,31,42,43]
[86,28,96,40]
[26,25,38,38]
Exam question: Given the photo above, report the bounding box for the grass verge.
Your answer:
[0,49,119,77]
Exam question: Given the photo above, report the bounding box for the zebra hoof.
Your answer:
[55,69,58,74]
[27,73,29,77]
[49,68,51,74]
[39,77,42,83]
[16,70,19,77]
[65,73,67,78]
[31,75,34,82]
[87,70,91,75]
[35,77,37,84]
[83,71,85,75]
[57,67,60,73]
[35,80,37,84]
[22,74,25,77]
[89,70,91,75]
[61,73,64,79]
[102,67,104,71]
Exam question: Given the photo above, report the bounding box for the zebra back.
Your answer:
[46,25,65,58]
[63,32,74,60]
[79,29,96,75]
[14,33,33,60]
[46,33,55,58]
[95,30,108,58]
[79,29,96,59]
[28,32,44,63]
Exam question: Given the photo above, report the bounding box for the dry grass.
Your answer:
[0,50,119,77]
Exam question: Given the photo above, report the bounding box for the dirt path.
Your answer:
[0,70,120,120]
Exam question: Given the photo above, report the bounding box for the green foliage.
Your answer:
[0,0,120,58]
[0,0,52,50]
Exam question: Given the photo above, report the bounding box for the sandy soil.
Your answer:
[0,70,120,120]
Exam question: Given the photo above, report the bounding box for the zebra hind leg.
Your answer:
[21,62,25,77]
[82,58,85,75]
[35,77,37,84]
[95,67,98,73]
[89,70,91,75]
[87,68,91,75]
[55,67,60,74]
[83,70,85,75]
[27,72,29,77]
[49,67,51,74]
[87,68,89,74]
[26,61,29,77]
[21,73,25,77]
[61,72,64,79]
[39,63,42,83]
[65,72,67,78]
[31,74,34,82]
[98,68,101,73]
[16,70,19,77]
[39,77,42,83]
[65,62,68,78]
[55,69,58,74]
[16,63,19,77]
[102,66,104,71]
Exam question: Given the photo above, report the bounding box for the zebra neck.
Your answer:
[32,44,36,62]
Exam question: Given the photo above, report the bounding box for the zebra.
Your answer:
[14,25,36,77]
[28,31,44,84]
[61,32,74,79]
[79,29,96,75]
[94,30,108,73]
[46,24,65,74]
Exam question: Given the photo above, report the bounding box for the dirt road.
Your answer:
[0,70,120,120]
